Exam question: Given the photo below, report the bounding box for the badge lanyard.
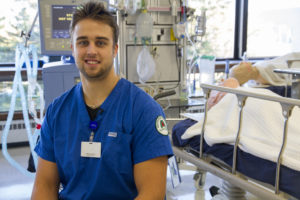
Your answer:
[81,120,101,158]
[89,121,98,142]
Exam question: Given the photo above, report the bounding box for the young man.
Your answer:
[31,2,173,199]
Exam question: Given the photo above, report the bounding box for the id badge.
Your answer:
[81,141,101,158]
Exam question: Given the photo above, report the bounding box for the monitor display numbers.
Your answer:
[52,5,77,39]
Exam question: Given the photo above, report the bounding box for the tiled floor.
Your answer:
[167,168,222,200]
[0,146,34,200]
[0,146,258,200]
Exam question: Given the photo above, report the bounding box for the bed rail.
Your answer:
[200,84,300,106]
[177,83,300,199]
[173,147,286,200]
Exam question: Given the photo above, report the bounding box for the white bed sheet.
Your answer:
[182,87,300,171]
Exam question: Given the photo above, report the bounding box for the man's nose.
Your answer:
[87,43,97,54]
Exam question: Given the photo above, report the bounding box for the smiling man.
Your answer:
[31,1,173,200]
[73,20,116,81]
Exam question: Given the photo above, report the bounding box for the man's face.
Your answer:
[71,18,118,81]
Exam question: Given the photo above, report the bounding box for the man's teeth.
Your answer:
[86,60,99,64]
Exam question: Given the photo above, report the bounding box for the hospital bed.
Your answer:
[171,83,300,200]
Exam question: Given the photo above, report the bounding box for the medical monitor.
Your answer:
[38,0,109,55]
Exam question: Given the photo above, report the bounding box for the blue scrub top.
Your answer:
[35,78,173,200]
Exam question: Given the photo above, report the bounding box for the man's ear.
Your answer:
[71,43,74,57]
[113,44,118,57]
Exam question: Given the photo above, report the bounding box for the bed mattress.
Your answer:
[172,118,300,199]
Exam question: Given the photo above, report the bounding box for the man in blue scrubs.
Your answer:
[31,2,173,199]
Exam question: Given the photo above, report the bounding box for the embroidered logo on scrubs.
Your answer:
[156,116,168,136]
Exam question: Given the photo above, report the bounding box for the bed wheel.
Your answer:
[193,172,206,189]
[211,194,228,200]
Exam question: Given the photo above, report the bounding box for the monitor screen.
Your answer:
[38,0,109,55]
[52,5,77,39]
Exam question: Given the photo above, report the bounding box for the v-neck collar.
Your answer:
[76,79,125,122]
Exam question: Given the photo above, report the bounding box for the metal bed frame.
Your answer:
[172,83,300,200]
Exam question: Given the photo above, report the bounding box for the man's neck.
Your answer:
[81,72,120,108]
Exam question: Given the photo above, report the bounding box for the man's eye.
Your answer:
[78,41,88,46]
[96,41,106,47]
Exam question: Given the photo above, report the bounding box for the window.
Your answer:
[247,0,300,58]
[0,0,40,64]
[188,0,236,59]
[188,0,300,60]
[0,80,43,112]
[0,0,41,113]
[1,0,300,62]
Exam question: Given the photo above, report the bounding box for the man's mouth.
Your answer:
[85,60,100,64]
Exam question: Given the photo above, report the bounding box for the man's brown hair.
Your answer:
[70,1,119,45]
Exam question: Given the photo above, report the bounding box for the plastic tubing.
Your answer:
[1,44,42,177]
[25,45,43,169]
[182,0,187,22]
[26,45,44,127]
[182,0,200,92]
[19,47,37,169]
[185,21,200,95]
[2,45,34,177]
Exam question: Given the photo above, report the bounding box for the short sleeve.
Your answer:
[34,104,56,162]
[132,95,173,164]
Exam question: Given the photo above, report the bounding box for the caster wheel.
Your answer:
[193,172,206,189]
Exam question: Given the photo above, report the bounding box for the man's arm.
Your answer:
[134,155,168,200]
[31,157,60,200]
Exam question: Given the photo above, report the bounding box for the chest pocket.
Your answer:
[101,131,133,174]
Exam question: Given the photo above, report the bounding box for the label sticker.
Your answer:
[108,132,118,137]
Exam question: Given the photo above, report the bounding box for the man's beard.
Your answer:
[79,61,113,81]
